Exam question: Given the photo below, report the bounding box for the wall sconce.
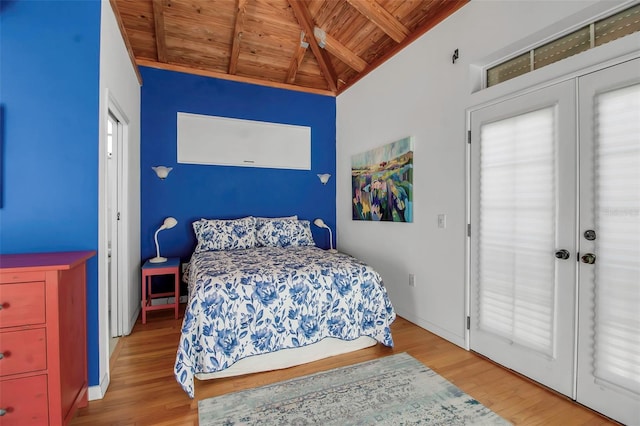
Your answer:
[152,166,173,180]
[317,173,331,185]
[150,217,178,263]
[313,218,337,253]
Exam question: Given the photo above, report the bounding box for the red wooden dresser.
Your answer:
[0,251,95,426]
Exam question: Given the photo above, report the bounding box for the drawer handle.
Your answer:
[0,408,6,416]
[0,353,4,360]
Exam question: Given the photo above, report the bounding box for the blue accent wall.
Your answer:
[140,67,336,260]
[0,1,101,385]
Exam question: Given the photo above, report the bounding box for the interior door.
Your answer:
[576,58,640,425]
[469,80,578,397]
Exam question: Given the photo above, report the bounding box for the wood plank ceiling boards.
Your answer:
[113,0,468,95]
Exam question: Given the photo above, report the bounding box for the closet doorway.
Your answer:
[469,58,639,424]
[105,97,129,343]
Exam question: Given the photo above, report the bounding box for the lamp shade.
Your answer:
[314,218,327,228]
[317,173,331,184]
[161,216,178,230]
[152,166,173,179]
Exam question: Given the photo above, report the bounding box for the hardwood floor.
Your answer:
[71,307,617,425]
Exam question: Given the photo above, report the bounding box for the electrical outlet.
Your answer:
[437,214,447,228]
[409,273,416,287]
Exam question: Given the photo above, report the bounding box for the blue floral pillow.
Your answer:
[193,216,257,252]
[253,215,297,228]
[256,219,316,248]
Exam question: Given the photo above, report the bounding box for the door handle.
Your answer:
[581,253,596,264]
[555,249,570,260]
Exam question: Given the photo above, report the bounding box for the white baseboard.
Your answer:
[88,372,110,400]
[150,295,188,305]
[397,310,467,349]
[125,305,141,336]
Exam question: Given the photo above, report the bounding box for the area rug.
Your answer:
[198,352,510,425]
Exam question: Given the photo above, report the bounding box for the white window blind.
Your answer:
[478,107,556,356]
[593,83,640,394]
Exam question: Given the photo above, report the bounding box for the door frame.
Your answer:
[98,88,131,390]
[106,109,124,338]
[106,92,130,337]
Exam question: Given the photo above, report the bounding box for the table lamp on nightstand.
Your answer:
[150,216,178,263]
[314,218,338,253]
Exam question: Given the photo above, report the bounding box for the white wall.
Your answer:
[93,0,141,399]
[336,0,623,347]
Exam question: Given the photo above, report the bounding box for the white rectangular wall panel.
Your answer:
[177,112,311,170]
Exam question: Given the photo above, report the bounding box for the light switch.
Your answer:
[437,214,447,228]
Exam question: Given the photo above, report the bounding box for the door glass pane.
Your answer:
[487,52,530,88]
[595,3,640,47]
[479,107,556,356]
[534,26,590,70]
[594,82,640,394]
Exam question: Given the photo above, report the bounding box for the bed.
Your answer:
[174,216,396,397]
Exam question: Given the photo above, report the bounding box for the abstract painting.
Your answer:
[352,137,413,222]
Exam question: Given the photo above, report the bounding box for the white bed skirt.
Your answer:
[195,336,377,380]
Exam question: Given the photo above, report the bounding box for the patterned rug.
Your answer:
[198,352,510,425]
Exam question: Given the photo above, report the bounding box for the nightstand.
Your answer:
[141,257,180,324]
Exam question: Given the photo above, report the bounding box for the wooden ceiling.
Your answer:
[112,0,467,96]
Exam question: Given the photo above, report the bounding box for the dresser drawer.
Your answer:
[0,282,46,328]
[0,328,47,376]
[0,374,49,425]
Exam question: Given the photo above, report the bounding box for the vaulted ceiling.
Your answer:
[112,0,467,95]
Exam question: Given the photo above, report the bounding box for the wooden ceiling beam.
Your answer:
[228,0,248,75]
[138,58,334,96]
[152,0,168,63]
[287,0,338,93]
[286,32,309,84]
[108,0,142,84]
[345,0,409,43]
[314,27,367,72]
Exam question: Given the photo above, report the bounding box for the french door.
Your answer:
[575,59,640,424]
[469,80,578,397]
[470,58,639,424]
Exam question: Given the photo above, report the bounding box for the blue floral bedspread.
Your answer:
[174,246,396,397]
